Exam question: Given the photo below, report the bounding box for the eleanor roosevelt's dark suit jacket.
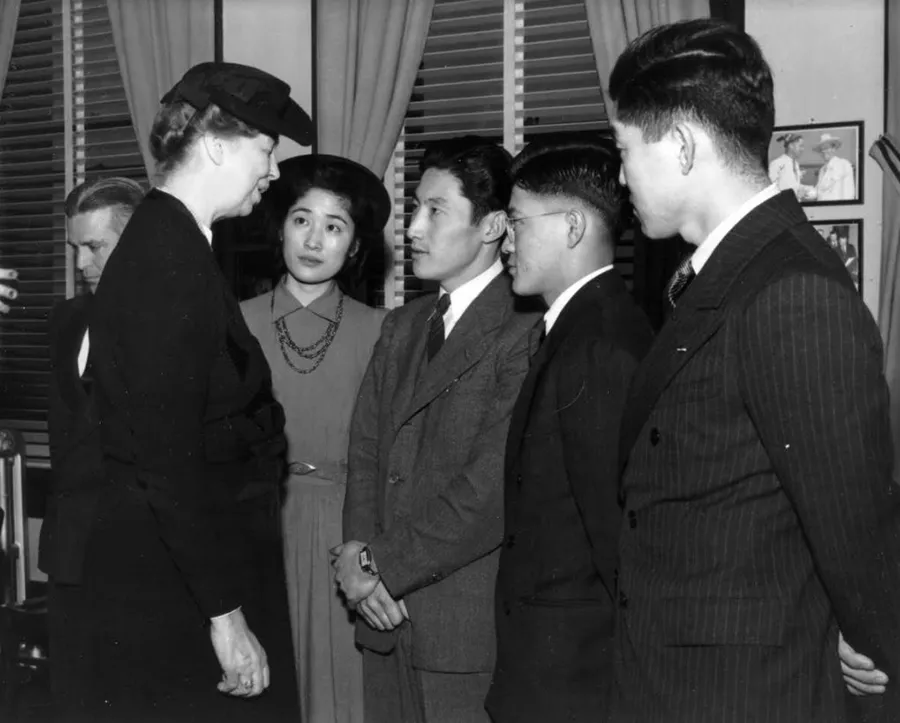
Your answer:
[80,189,297,720]
[612,190,900,723]
[343,272,538,678]
[486,271,653,723]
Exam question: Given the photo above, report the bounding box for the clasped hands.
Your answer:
[331,540,409,632]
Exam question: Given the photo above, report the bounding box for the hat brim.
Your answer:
[277,154,391,229]
[216,92,313,147]
[814,139,842,152]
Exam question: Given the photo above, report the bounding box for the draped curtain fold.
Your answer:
[585,1,710,329]
[869,5,900,476]
[584,0,710,114]
[106,0,214,179]
[0,0,22,98]
[316,0,435,177]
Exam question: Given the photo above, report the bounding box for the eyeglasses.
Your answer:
[506,210,568,238]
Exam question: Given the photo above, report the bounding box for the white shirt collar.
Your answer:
[690,184,780,273]
[197,221,213,246]
[543,265,614,333]
[440,258,504,338]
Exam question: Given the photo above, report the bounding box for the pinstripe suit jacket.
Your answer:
[612,190,900,723]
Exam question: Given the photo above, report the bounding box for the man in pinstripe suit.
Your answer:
[609,19,899,722]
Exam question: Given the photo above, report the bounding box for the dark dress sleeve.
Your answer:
[93,206,248,617]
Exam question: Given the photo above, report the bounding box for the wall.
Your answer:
[222,0,314,161]
[747,0,885,318]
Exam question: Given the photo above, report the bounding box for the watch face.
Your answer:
[359,547,374,573]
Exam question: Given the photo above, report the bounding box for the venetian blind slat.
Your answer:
[0,0,65,458]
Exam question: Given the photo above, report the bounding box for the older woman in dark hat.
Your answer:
[241,154,390,723]
[68,62,311,721]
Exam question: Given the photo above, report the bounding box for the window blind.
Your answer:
[0,0,145,465]
[0,0,67,465]
[385,0,623,308]
[73,0,145,185]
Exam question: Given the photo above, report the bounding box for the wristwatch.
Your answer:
[359,545,379,576]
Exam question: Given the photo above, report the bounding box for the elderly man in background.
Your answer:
[39,176,145,718]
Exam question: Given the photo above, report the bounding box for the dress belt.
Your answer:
[287,460,347,485]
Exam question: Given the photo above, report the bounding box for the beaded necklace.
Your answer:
[270,286,344,375]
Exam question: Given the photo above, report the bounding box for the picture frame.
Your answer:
[809,219,863,293]
[767,121,864,206]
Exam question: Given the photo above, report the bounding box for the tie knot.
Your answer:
[529,319,546,358]
[434,293,450,318]
[667,257,696,308]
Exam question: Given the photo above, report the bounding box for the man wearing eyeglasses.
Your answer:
[485,139,653,723]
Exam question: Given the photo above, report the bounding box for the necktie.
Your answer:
[427,294,451,361]
[529,319,546,359]
[666,256,696,309]
[81,357,94,396]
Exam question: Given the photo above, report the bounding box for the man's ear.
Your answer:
[481,209,508,245]
[565,209,587,249]
[672,122,697,176]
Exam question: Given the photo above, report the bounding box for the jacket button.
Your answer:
[516,474,523,485]
[505,534,516,549]
[388,473,399,485]
[649,428,661,446]
[628,510,637,529]
[618,592,628,609]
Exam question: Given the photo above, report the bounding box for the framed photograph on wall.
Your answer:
[809,219,863,293]
[767,121,863,206]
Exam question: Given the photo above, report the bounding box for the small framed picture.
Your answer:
[767,122,863,206]
[810,219,863,292]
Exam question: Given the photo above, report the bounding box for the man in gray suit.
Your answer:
[335,136,538,723]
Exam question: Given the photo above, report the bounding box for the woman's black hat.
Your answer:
[161,61,313,147]
[277,154,391,229]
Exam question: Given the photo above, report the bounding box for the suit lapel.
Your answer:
[506,271,630,476]
[504,325,549,481]
[395,273,512,430]
[620,190,811,462]
[390,301,433,433]
[55,295,92,412]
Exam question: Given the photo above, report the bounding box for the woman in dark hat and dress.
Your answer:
[65,61,311,721]
[241,154,391,723]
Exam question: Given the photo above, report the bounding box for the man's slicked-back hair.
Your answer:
[609,18,775,174]
[420,135,513,223]
[64,176,145,232]
[512,137,630,240]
